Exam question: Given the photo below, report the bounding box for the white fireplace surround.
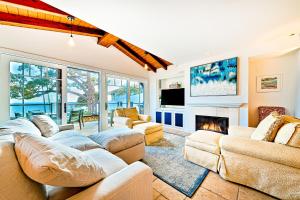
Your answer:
[186,106,240,132]
[158,103,244,132]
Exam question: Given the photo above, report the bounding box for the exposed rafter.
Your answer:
[114,40,157,72]
[148,53,168,70]
[0,0,69,16]
[97,33,119,48]
[0,12,105,37]
[0,0,173,72]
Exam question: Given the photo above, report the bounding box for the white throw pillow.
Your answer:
[251,112,283,141]
[14,133,105,187]
[275,123,300,144]
[0,118,42,136]
[32,115,59,137]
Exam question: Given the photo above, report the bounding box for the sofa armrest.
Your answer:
[220,135,300,169]
[228,126,255,138]
[59,124,75,131]
[138,114,151,122]
[67,162,153,200]
[113,116,133,128]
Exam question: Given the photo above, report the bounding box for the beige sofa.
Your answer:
[219,126,300,200]
[185,125,300,200]
[113,107,151,128]
[0,118,153,200]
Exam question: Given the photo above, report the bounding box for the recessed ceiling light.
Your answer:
[289,33,295,36]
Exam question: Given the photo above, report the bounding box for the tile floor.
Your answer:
[152,172,277,200]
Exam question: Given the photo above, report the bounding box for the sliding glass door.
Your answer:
[9,62,62,123]
[106,76,128,126]
[106,75,145,127]
[129,81,144,114]
[67,68,100,134]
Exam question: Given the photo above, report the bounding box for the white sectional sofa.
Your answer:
[0,118,153,200]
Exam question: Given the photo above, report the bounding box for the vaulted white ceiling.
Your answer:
[44,0,300,64]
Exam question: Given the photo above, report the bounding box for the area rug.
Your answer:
[142,132,209,197]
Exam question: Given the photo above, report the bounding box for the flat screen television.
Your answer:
[161,88,185,106]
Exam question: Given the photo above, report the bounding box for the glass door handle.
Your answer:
[64,103,67,113]
[105,102,108,111]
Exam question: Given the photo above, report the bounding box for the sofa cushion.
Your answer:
[0,141,47,200]
[132,120,146,126]
[251,112,284,141]
[49,130,100,151]
[115,108,125,117]
[275,123,300,145]
[133,122,163,135]
[185,130,222,154]
[14,133,105,187]
[0,118,41,136]
[287,124,300,148]
[228,126,256,138]
[282,115,300,124]
[32,115,59,137]
[220,135,300,169]
[47,148,127,200]
[89,128,144,154]
[84,148,127,176]
[124,107,139,121]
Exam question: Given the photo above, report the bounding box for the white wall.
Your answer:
[149,51,249,131]
[248,50,299,126]
[295,50,300,118]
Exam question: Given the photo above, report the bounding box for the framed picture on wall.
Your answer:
[190,57,238,96]
[256,74,282,93]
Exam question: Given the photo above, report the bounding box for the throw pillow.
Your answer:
[115,108,125,117]
[251,112,284,141]
[32,115,59,137]
[0,118,42,136]
[14,133,105,187]
[124,107,139,121]
[287,124,300,148]
[274,123,300,144]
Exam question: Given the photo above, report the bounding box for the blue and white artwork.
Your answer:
[190,57,237,96]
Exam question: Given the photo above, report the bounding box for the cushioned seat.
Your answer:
[184,130,222,172]
[49,130,100,151]
[133,122,163,145]
[89,128,145,164]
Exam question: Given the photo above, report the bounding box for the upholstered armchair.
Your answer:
[113,107,151,128]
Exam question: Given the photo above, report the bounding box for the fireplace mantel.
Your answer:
[187,102,244,108]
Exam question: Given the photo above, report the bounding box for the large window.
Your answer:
[106,75,144,126]
[9,62,62,123]
[130,81,144,114]
[67,68,100,132]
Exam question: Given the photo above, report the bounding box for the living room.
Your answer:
[0,1,300,200]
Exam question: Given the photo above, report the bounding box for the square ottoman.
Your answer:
[133,122,163,145]
[184,130,222,172]
[89,128,145,164]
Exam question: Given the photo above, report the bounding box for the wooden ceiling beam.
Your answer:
[0,0,69,16]
[148,53,168,70]
[97,33,119,48]
[0,12,105,37]
[114,40,157,72]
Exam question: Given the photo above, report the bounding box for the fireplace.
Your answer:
[195,115,229,134]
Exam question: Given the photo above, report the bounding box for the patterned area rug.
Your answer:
[142,132,209,197]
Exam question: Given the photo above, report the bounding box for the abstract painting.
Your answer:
[190,57,238,96]
[257,74,282,93]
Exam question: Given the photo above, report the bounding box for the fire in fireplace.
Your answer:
[195,115,229,134]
